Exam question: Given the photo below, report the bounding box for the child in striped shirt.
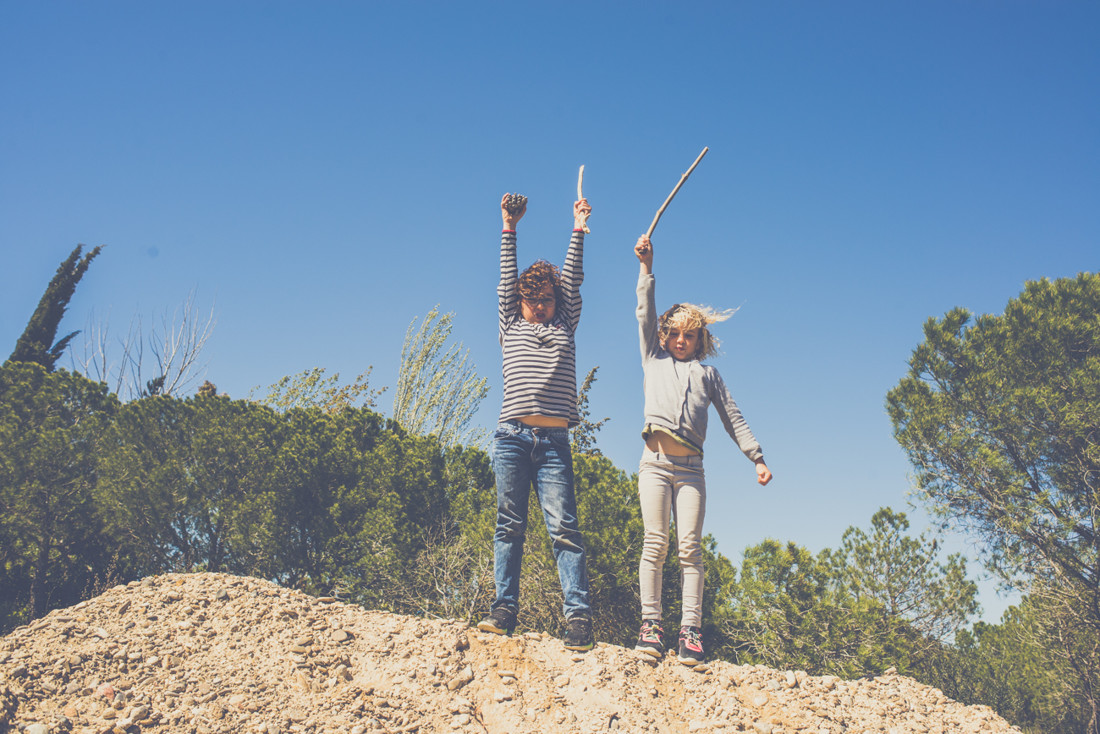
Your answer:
[477,192,596,651]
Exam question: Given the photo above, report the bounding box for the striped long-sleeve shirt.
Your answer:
[498,229,585,426]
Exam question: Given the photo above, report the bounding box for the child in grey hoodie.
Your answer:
[632,233,772,665]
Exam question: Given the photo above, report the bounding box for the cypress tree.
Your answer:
[8,244,102,371]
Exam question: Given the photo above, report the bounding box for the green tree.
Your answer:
[926,598,1092,734]
[694,535,741,660]
[887,272,1100,731]
[400,443,497,621]
[250,364,494,612]
[264,406,387,590]
[828,507,978,652]
[323,421,462,612]
[0,362,118,627]
[720,508,978,680]
[253,367,384,414]
[96,393,283,575]
[572,452,643,644]
[393,306,488,448]
[722,539,873,677]
[8,244,102,371]
[571,366,610,456]
[411,441,498,618]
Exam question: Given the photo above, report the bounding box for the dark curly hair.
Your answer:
[517,259,561,304]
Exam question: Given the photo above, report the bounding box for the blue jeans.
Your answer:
[490,420,591,619]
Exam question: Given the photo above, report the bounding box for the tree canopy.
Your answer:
[721,509,978,681]
[5,259,1090,731]
[0,362,118,621]
[253,367,384,414]
[828,507,978,647]
[888,271,1100,732]
[393,306,488,448]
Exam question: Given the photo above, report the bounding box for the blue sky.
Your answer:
[3,2,1097,624]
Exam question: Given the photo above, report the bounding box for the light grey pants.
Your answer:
[637,447,706,628]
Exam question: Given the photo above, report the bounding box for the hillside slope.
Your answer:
[1,573,1019,733]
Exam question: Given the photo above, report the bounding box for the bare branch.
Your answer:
[69,291,216,400]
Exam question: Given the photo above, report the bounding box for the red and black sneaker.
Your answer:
[677,625,704,666]
[634,619,665,658]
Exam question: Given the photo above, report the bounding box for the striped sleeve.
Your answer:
[559,230,585,332]
[498,230,518,344]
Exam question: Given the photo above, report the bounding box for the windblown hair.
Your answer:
[517,260,561,303]
[658,303,737,360]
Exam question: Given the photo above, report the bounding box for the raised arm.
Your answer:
[559,198,589,332]
[636,235,660,360]
[498,193,524,342]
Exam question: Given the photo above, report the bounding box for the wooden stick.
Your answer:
[577,164,590,233]
[646,147,709,238]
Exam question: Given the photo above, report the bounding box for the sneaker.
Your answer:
[477,607,516,636]
[677,625,704,666]
[634,620,665,658]
[563,615,594,651]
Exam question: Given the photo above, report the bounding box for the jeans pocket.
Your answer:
[639,453,671,473]
[546,430,572,452]
[493,422,521,441]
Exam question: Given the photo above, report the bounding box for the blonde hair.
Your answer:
[658,303,737,360]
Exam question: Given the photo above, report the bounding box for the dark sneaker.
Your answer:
[634,620,665,658]
[477,607,516,636]
[677,625,704,666]
[563,615,594,651]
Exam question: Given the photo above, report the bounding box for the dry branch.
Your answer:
[646,146,709,238]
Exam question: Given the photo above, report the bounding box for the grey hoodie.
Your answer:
[637,272,763,462]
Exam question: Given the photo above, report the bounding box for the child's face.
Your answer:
[665,326,700,361]
[521,286,556,324]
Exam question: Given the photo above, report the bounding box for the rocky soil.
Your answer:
[1,572,1020,734]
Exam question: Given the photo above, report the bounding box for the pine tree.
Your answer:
[8,244,102,371]
[571,366,610,456]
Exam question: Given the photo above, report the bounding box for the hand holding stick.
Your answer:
[635,234,653,274]
[576,165,590,233]
[646,147,709,238]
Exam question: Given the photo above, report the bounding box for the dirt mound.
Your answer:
[1,572,1019,733]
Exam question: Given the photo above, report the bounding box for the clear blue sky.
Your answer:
[3,2,1097,624]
